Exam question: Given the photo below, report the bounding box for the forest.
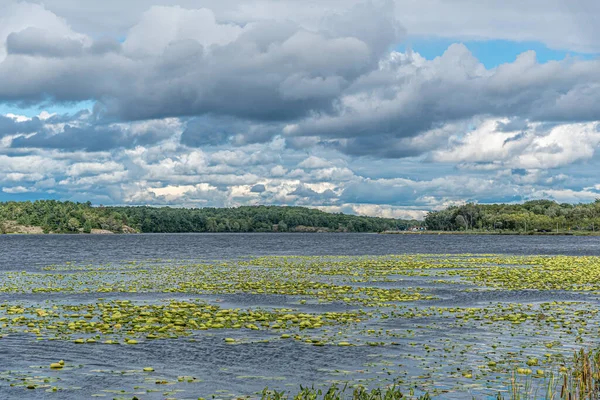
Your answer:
[0,200,419,234]
[424,199,600,233]
[5,199,600,235]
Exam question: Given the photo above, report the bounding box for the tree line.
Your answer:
[424,199,600,233]
[0,200,420,233]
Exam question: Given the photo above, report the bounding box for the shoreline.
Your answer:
[3,230,600,236]
[381,230,600,236]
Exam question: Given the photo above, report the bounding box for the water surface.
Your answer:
[0,233,599,399]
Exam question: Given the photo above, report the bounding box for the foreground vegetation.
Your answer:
[0,200,420,234]
[2,254,600,398]
[267,350,600,400]
[425,200,600,233]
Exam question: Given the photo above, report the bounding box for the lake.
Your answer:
[2,233,600,271]
[0,233,599,399]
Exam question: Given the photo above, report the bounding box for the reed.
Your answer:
[505,349,600,400]
[261,384,432,400]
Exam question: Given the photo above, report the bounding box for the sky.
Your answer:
[1,0,600,220]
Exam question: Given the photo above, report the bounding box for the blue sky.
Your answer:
[1,0,600,219]
[399,38,598,68]
[0,101,95,118]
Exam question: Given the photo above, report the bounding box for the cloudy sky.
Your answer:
[1,0,599,219]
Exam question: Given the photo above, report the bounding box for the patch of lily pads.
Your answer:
[1,254,600,398]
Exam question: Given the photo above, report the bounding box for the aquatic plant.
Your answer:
[261,383,427,400]
[2,253,600,398]
[505,349,600,400]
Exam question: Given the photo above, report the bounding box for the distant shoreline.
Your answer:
[0,230,382,236]
[381,230,600,236]
[0,201,418,234]
[4,230,599,236]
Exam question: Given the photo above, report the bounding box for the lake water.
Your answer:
[0,233,599,399]
[1,233,599,271]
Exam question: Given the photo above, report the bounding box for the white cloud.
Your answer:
[270,165,288,177]
[433,119,600,170]
[318,204,428,220]
[123,6,242,58]
[298,156,332,169]
[528,188,600,203]
[66,161,124,177]
[23,0,600,53]
[4,113,32,122]
[2,185,32,194]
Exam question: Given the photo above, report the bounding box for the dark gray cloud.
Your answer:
[250,184,266,193]
[89,37,122,55]
[181,116,281,147]
[0,2,400,124]
[11,124,128,151]
[321,0,403,61]
[340,180,414,205]
[10,115,178,151]
[496,118,529,132]
[45,109,92,123]
[328,136,428,159]
[181,117,235,147]
[503,132,527,146]
[290,184,336,200]
[0,115,43,136]
[7,27,84,58]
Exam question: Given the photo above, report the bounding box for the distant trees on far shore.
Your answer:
[0,200,420,234]
[425,199,600,233]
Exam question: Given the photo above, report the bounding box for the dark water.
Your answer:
[1,233,599,271]
[1,234,599,399]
